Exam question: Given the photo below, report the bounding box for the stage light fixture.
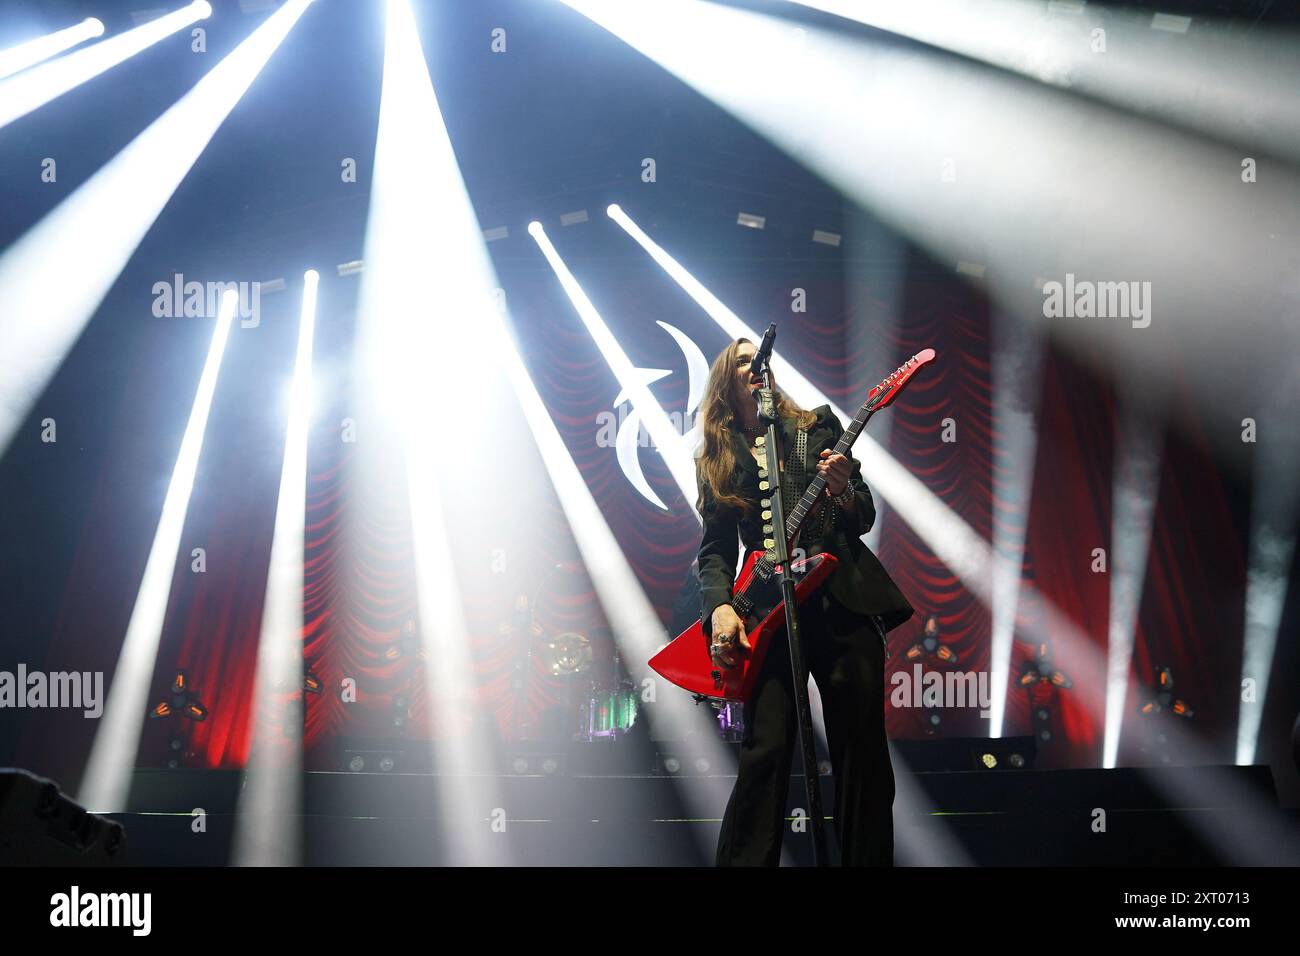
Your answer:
[905,616,958,666]
[0,0,315,461]
[148,670,210,724]
[527,220,699,515]
[233,267,320,866]
[384,623,420,661]
[0,17,106,81]
[0,2,214,129]
[354,0,732,863]
[1139,668,1194,719]
[1020,642,1071,689]
[79,292,237,813]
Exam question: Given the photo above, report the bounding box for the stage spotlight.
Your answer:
[79,293,236,813]
[1020,642,1072,689]
[1033,706,1052,744]
[1139,668,1194,719]
[0,17,106,81]
[528,221,699,514]
[384,622,420,661]
[302,672,322,695]
[1238,417,1298,765]
[232,267,319,866]
[783,0,1300,163]
[0,0,315,459]
[148,671,209,730]
[155,670,209,722]
[357,0,731,861]
[971,742,1036,771]
[348,755,365,773]
[166,737,186,770]
[905,615,959,666]
[509,754,564,776]
[0,2,214,129]
[1104,409,1162,768]
[585,4,1300,698]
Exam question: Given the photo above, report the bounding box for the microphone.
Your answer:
[749,323,776,378]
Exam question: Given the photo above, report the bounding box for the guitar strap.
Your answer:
[781,427,807,521]
[782,427,831,551]
[788,425,840,551]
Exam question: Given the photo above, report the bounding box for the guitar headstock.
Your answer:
[864,348,936,411]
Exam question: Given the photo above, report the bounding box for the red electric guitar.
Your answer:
[648,348,936,702]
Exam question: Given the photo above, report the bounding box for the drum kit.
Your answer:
[537,632,638,740]
[524,563,744,743]
[537,629,743,742]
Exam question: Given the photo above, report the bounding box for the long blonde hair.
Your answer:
[696,338,816,515]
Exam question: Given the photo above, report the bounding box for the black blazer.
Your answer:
[697,405,913,638]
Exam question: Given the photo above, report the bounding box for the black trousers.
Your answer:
[716,594,894,866]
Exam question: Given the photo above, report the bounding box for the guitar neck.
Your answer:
[784,403,874,542]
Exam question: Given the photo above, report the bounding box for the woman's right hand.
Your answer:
[710,604,751,668]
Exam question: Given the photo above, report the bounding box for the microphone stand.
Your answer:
[754,361,828,867]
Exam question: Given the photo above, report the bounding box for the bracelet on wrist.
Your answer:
[828,481,855,508]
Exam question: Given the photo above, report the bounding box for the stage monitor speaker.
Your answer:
[0,768,127,865]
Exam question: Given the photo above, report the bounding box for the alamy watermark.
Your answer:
[1042,273,1151,328]
[0,664,103,718]
[890,664,991,717]
[595,404,699,448]
[152,273,261,328]
[50,886,150,935]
